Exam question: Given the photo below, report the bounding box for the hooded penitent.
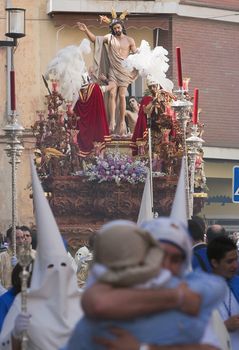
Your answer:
[170,157,188,227]
[0,159,82,350]
[137,168,154,226]
[140,158,192,276]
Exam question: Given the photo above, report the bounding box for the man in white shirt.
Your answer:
[207,236,239,350]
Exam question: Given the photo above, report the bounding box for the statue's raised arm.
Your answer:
[77,22,96,43]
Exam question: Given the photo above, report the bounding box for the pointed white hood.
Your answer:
[0,160,83,350]
[139,158,192,276]
[137,169,153,225]
[170,157,188,227]
[30,159,68,287]
[28,159,82,349]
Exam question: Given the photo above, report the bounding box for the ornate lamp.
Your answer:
[186,127,204,218]
[1,8,26,257]
[3,122,25,258]
[0,8,26,47]
[171,95,193,219]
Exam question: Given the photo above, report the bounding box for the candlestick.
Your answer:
[176,47,183,89]
[193,88,199,124]
[10,70,16,111]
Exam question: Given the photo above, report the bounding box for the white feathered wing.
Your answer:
[123,40,174,93]
[45,39,91,105]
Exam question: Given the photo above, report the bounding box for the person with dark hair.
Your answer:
[6,226,25,249]
[77,13,138,135]
[19,226,32,243]
[0,263,32,332]
[207,236,239,349]
[192,215,207,234]
[0,227,25,289]
[20,226,36,258]
[130,76,161,156]
[125,97,140,134]
[189,219,205,243]
[188,218,211,272]
[206,224,227,244]
[109,18,127,35]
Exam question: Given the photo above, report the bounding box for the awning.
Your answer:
[50,13,170,31]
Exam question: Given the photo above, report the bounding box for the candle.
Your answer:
[10,70,16,111]
[171,110,176,122]
[176,47,183,89]
[193,88,199,124]
[163,129,170,143]
[52,80,58,92]
[183,77,190,92]
[171,128,176,138]
[166,105,172,115]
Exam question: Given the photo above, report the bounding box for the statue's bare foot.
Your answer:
[119,122,125,136]
[109,120,116,134]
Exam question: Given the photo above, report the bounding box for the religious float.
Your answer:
[32,71,207,251]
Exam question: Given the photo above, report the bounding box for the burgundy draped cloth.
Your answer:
[73,83,110,157]
[130,96,153,156]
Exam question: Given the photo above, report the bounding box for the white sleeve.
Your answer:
[200,311,231,350]
[200,319,221,347]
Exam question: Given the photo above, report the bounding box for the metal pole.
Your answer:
[18,243,32,350]
[11,47,17,257]
[3,43,24,257]
[186,124,204,218]
[4,117,24,257]
[11,145,17,257]
[147,121,154,215]
[181,121,191,219]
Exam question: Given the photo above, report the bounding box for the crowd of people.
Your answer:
[0,158,239,350]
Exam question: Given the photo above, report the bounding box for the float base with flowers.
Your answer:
[43,152,179,249]
[39,147,204,249]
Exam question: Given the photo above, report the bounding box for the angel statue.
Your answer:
[74,246,93,289]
